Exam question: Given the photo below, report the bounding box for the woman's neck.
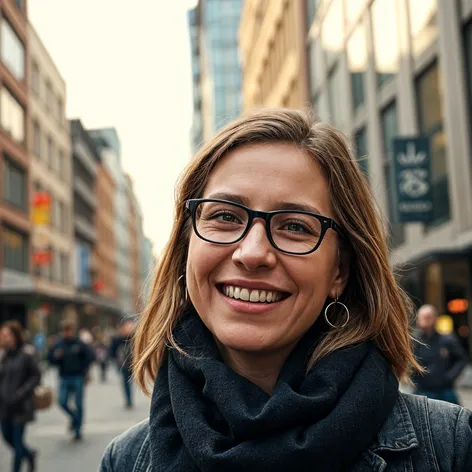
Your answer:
[218,343,296,395]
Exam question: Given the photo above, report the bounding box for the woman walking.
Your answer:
[0,321,41,472]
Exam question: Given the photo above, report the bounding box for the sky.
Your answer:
[29,0,198,256]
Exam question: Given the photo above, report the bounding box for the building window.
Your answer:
[408,0,437,59]
[321,0,343,66]
[1,17,25,80]
[371,0,399,87]
[33,121,41,157]
[347,20,367,112]
[380,101,406,248]
[345,0,366,30]
[308,37,325,93]
[416,61,450,225]
[47,136,55,171]
[0,88,25,145]
[3,157,26,210]
[57,96,64,124]
[32,61,40,96]
[58,201,67,234]
[45,80,53,113]
[327,62,346,129]
[60,252,69,284]
[354,127,369,176]
[3,226,28,273]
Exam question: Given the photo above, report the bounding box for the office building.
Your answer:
[188,0,243,148]
[239,0,310,110]
[89,127,134,315]
[0,0,31,326]
[27,23,75,332]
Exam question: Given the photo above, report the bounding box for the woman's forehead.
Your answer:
[203,143,332,214]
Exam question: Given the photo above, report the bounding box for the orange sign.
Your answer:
[33,249,52,266]
[447,299,469,314]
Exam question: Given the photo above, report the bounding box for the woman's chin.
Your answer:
[212,324,280,354]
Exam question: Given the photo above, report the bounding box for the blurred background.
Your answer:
[1,0,472,469]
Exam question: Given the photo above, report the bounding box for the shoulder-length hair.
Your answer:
[134,108,421,394]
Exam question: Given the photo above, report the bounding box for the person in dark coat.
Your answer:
[48,320,95,441]
[0,320,41,472]
[414,304,469,404]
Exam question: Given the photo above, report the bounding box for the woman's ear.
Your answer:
[328,247,350,299]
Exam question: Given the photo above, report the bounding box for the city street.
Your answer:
[0,367,471,472]
[0,366,150,472]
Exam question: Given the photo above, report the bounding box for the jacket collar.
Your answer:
[369,392,419,453]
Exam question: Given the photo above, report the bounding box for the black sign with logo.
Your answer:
[392,137,433,223]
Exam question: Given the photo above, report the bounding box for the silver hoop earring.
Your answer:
[324,294,349,329]
[178,274,188,301]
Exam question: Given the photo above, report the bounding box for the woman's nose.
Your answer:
[231,220,277,271]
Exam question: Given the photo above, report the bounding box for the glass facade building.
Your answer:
[188,0,242,150]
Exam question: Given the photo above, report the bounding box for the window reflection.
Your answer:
[347,20,367,111]
[321,0,343,65]
[0,88,25,145]
[308,37,325,91]
[1,18,25,80]
[408,0,438,59]
[371,0,399,86]
[416,62,450,225]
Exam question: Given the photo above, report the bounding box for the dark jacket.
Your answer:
[109,336,133,371]
[100,393,472,472]
[414,331,469,391]
[0,346,41,424]
[48,337,95,377]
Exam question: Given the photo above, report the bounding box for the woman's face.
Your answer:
[187,143,348,355]
[0,328,15,349]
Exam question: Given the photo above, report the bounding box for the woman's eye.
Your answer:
[285,223,308,233]
[214,212,240,223]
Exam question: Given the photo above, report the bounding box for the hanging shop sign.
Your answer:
[392,137,433,223]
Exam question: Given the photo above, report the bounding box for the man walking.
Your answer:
[110,320,135,409]
[414,304,469,404]
[48,320,95,440]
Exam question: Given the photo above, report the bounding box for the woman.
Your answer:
[101,109,472,471]
[0,321,41,472]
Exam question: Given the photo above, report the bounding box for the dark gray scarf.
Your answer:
[149,311,398,471]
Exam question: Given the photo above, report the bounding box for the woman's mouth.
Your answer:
[217,284,290,304]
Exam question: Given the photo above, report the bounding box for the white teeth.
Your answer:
[221,285,285,304]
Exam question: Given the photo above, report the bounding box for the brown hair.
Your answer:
[1,320,24,348]
[134,108,421,394]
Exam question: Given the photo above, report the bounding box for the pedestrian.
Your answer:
[94,334,109,383]
[413,304,469,404]
[100,109,472,471]
[0,321,41,472]
[48,320,95,441]
[109,320,135,409]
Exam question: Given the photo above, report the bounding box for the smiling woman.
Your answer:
[100,109,472,472]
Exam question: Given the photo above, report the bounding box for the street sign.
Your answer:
[392,137,433,223]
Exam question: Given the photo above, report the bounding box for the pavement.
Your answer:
[0,366,150,472]
[0,367,471,472]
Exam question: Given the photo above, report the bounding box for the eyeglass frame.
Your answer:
[185,198,347,255]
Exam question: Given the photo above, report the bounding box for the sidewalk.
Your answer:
[0,366,150,472]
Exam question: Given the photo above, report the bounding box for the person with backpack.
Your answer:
[109,320,135,409]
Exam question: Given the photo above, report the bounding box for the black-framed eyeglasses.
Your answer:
[185,198,346,255]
